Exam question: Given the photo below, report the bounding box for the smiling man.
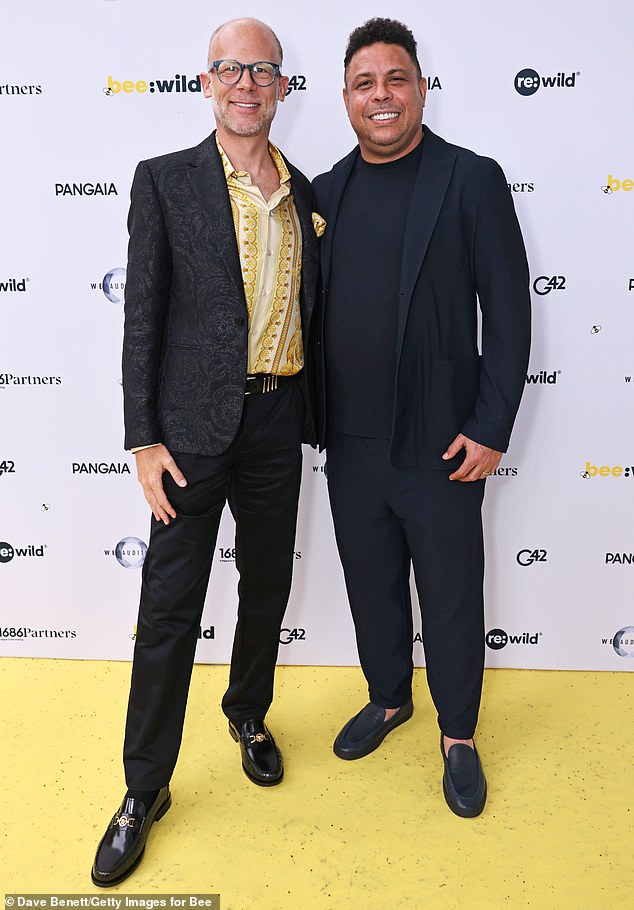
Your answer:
[312,18,531,817]
[91,18,319,886]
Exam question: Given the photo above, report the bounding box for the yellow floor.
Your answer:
[1,659,631,909]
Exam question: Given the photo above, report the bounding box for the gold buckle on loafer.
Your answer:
[113,813,136,829]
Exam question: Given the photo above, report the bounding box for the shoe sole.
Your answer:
[242,763,284,787]
[333,704,413,760]
[90,793,172,888]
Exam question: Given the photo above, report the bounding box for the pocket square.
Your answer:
[312,212,326,237]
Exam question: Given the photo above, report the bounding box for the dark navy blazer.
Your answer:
[312,126,531,469]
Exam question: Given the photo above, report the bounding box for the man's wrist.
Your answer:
[130,443,161,454]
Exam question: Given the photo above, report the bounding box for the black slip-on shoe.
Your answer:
[441,735,487,818]
[91,786,171,887]
[229,718,283,786]
[333,699,414,760]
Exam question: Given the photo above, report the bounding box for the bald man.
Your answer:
[92,18,319,886]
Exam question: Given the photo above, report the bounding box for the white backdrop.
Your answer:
[1,0,633,671]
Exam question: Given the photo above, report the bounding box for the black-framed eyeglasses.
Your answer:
[210,59,280,87]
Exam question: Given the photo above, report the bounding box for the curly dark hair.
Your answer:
[344,18,421,77]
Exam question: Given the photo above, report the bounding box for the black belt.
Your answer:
[244,373,299,395]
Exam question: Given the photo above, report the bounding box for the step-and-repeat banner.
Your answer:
[1,1,632,671]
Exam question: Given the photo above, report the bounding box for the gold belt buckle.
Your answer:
[245,374,279,395]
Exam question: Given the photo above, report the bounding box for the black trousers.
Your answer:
[326,433,486,740]
[123,381,304,789]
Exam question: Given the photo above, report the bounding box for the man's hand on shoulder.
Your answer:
[443,434,502,482]
[134,444,187,524]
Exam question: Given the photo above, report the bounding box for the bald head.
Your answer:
[207,18,283,70]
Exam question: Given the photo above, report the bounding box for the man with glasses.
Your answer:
[92,18,319,886]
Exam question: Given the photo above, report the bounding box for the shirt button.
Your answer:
[234,316,245,326]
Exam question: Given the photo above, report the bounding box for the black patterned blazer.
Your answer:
[122,131,319,455]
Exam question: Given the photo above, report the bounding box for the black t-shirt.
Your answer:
[325,140,422,438]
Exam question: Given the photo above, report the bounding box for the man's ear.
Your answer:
[419,76,427,108]
[278,74,289,101]
[200,72,213,99]
[343,86,349,115]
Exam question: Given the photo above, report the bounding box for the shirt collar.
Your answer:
[216,135,291,186]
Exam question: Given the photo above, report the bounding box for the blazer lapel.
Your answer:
[186,132,245,294]
[396,128,457,354]
[319,148,358,289]
[287,161,319,325]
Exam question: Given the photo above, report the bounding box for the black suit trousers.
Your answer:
[123,381,304,789]
[326,433,485,740]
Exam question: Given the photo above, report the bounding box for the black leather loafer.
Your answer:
[333,699,413,760]
[441,735,487,817]
[91,786,171,887]
[229,718,283,786]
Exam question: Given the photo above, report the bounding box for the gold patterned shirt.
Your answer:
[217,137,303,375]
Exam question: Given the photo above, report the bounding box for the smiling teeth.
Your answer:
[371,112,398,120]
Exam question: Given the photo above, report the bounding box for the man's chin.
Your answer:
[228,122,265,137]
[214,100,278,138]
[367,129,405,146]
[218,114,274,138]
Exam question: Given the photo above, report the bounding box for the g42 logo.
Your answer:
[533,275,566,296]
[280,628,306,644]
[0,460,16,476]
[516,548,548,566]
[286,75,306,95]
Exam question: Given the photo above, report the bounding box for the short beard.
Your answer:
[212,97,277,138]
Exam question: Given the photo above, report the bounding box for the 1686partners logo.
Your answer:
[0,82,42,96]
[219,546,301,563]
[489,466,518,477]
[1,626,77,640]
[508,181,534,193]
[0,373,61,388]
